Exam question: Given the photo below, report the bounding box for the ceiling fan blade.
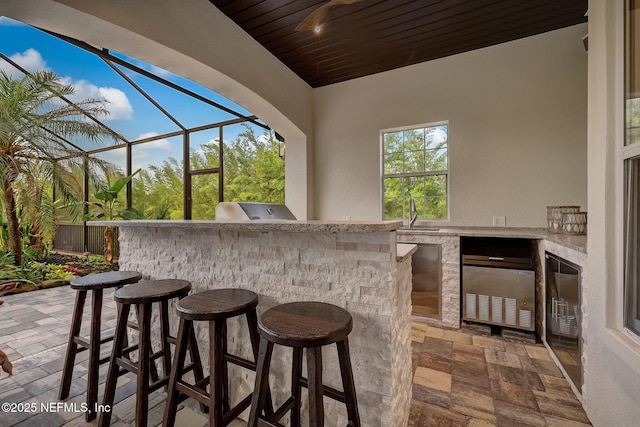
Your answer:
[295,0,368,32]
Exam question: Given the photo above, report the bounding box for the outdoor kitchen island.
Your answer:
[93,219,414,427]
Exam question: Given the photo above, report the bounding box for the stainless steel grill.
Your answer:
[215,202,296,220]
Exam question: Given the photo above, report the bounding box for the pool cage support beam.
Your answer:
[1,25,285,254]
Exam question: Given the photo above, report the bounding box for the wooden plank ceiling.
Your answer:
[209,0,588,88]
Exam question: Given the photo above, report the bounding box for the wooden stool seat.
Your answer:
[114,278,192,304]
[70,270,143,290]
[59,270,142,422]
[248,301,361,427]
[164,288,272,427]
[98,279,204,427]
[259,301,353,347]
[176,288,258,321]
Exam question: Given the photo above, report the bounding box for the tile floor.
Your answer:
[409,321,591,426]
[0,285,591,426]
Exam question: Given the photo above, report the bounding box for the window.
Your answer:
[624,0,640,337]
[381,122,448,221]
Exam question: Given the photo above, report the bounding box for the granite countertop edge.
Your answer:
[89,219,403,233]
[397,226,587,253]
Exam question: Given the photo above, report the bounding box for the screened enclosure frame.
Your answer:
[0,27,283,219]
[0,25,285,254]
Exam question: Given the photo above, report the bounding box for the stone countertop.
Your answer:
[396,243,418,261]
[90,219,403,233]
[397,226,587,253]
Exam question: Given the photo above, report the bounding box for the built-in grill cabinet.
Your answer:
[461,237,535,331]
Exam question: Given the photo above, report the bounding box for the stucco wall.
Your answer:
[584,1,640,425]
[313,24,588,227]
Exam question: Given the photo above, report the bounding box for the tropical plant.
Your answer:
[83,169,141,263]
[0,70,120,266]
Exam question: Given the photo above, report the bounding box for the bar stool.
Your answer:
[248,301,361,427]
[98,279,204,427]
[58,270,142,422]
[163,288,273,427]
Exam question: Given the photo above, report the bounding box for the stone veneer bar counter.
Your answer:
[93,219,413,427]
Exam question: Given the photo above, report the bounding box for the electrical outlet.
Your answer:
[341,215,351,221]
[493,215,506,227]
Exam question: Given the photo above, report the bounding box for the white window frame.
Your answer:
[623,0,640,343]
[379,121,450,223]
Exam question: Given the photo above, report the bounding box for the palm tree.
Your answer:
[0,69,120,265]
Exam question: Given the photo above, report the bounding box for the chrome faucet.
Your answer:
[409,197,417,228]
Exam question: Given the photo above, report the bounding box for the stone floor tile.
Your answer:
[171,405,208,427]
[525,370,546,391]
[412,383,452,409]
[418,402,469,427]
[543,413,593,426]
[468,419,496,427]
[442,329,474,344]
[490,377,539,411]
[484,348,522,369]
[472,335,505,351]
[486,363,530,387]
[449,402,497,424]
[417,352,452,374]
[534,390,591,424]
[453,341,486,358]
[421,336,453,359]
[414,366,452,393]
[451,379,495,414]
[11,366,51,387]
[502,340,530,357]
[525,344,554,361]
[451,360,490,392]
[412,325,427,343]
[494,400,547,426]
[0,409,32,426]
[423,325,445,339]
[533,387,584,409]
[531,357,564,378]
[539,373,576,393]
[407,399,424,427]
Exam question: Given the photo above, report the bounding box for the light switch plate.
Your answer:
[493,215,506,227]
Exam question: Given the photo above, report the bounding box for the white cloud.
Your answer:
[129,132,175,170]
[0,48,133,121]
[0,48,48,76]
[62,77,133,121]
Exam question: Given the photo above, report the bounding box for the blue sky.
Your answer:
[0,17,266,172]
